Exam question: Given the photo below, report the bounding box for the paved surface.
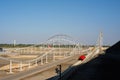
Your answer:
[0,55,79,80]
[21,59,77,80]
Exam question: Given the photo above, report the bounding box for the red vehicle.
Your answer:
[78,55,86,61]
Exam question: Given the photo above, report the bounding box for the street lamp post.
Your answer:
[55,65,62,80]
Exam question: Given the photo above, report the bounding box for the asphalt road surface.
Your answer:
[0,55,79,80]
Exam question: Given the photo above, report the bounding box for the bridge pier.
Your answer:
[45,55,48,63]
[35,60,38,66]
[41,58,43,65]
[20,62,23,71]
[53,53,55,61]
[28,61,31,68]
[9,60,13,73]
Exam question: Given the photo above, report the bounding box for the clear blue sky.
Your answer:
[0,0,120,45]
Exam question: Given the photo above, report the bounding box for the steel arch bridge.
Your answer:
[0,34,81,73]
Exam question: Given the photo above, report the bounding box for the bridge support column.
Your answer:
[53,53,55,61]
[35,60,38,66]
[64,53,66,58]
[59,44,61,56]
[9,60,13,73]
[30,48,32,54]
[28,62,31,68]
[41,58,43,65]
[20,62,23,71]
[46,55,48,63]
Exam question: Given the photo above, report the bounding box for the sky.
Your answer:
[0,0,120,45]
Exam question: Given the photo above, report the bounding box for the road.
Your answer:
[21,58,78,80]
[0,55,79,80]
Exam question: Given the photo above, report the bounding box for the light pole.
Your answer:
[55,65,62,80]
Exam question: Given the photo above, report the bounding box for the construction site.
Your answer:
[0,33,119,80]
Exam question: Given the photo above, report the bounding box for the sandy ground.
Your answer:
[20,59,78,80]
[0,47,80,79]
